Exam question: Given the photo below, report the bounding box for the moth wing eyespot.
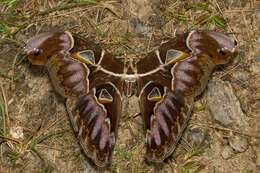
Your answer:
[73,50,95,64]
[98,88,113,104]
[147,87,162,102]
[218,48,227,56]
[165,49,189,65]
[234,40,238,46]
[33,48,41,56]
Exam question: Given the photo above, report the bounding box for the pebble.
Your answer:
[129,17,151,35]
[229,136,249,153]
[221,145,235,159]
[187,128,210,147]
[10,126,24,139]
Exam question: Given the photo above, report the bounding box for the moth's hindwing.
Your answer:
[139,82,194,163]
[66,82,122,168]
[46,53,89,98]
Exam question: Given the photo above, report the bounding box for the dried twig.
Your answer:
[191,122,260,139]
[0,85,9,135]
[0,135,21,144]
[213,0,238,41]
[36,1,97,16]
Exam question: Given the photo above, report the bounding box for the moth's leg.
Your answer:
[46,53,90,98]
[139,82,193,163]
[66,82,122,168]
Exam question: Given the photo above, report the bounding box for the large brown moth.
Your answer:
[24,30,237,168]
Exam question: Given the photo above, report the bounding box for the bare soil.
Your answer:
[0,0,259,173]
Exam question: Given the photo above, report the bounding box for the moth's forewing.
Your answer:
[70,34,103,64]
[136,50,163,74]
[186,30,236,65]
[171,54,215,97]
[135,50,172,95]
[87,54,125,94]
[158,33,190,63]
[25,31,74,65]
[46,53,89,98]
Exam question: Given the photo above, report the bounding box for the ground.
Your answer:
[0,0,259,173]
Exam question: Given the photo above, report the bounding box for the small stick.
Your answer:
[190,122,260,139]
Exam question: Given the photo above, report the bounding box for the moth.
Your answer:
[24,30,237,168]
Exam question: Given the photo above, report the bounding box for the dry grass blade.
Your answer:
[0,85,9,136]
[36,1,98,16]
[0,71,12,80]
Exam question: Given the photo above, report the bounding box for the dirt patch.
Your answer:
[0,0,259,172]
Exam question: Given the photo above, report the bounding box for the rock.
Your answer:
[10,126,24,139]
[206,79,248,128]
[221,146,235,159]
[229,136,249,153]
[187,128,210,147]
[129,18,151,35]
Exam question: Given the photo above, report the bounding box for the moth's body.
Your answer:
[24,30,237,168]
